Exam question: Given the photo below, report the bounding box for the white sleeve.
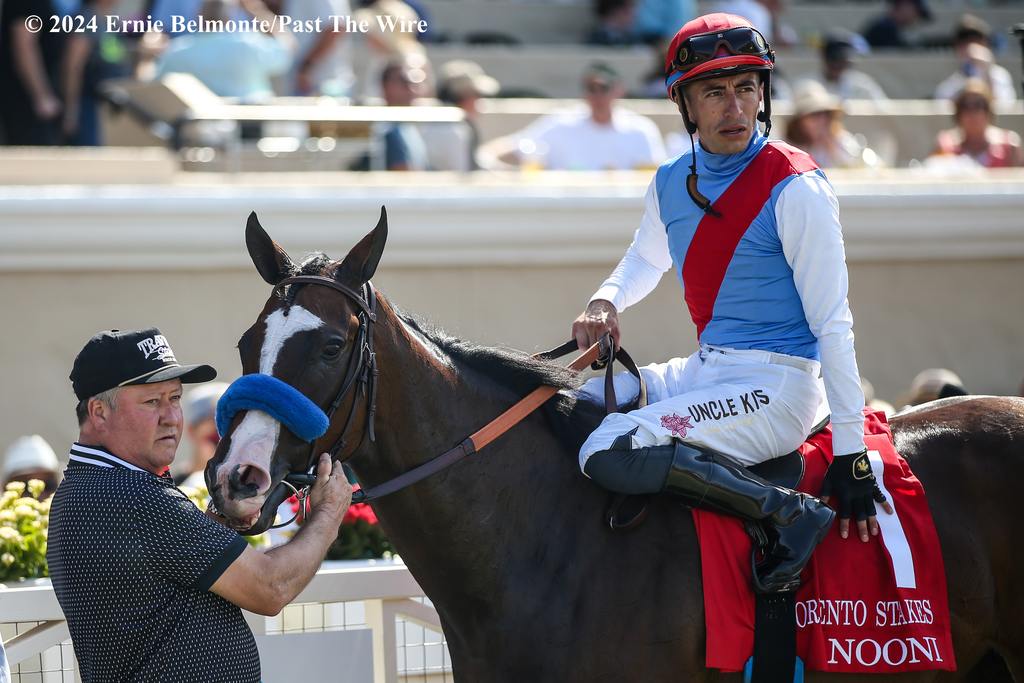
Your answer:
[992,66,1018,104]
[776,173,866,455]
[590,179,673,312]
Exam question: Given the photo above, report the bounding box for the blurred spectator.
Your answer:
[931,80,1022,168]
[150,0,202,36]
[175,382,228,490]
[0,632,8,683]
[350,59,429,171]
[2,435,60,499]
[61,0,132,145]
[0,0,65,145]
[710,0,794,46]
[935,15,1017,105]
[785,80,882,169]
[155,0,292,101]
[903,368,966,406]
[483,63,665,171]
[632,0,696,45]
[283,0,355,96]
[813,30,888,102]
[423,60,500,171]
[356,0,426,99]
[862,0,930,50]
[588,0,637,46]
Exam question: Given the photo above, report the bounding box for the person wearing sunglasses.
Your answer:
[571,13,890,595]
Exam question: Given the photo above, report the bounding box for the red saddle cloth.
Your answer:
[693,410,956,674]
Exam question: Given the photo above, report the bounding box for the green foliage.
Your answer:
[0,480,50,582]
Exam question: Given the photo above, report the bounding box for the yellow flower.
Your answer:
[14,504,36,519]
[1,552,14,567]
[0,510,15,523]
[27,479,45,499]
[0,527,20,542]
[4,482,26,495]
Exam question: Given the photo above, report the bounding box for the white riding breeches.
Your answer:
[578,345,829,473]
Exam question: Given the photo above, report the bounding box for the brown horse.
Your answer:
[206,210,1024,682]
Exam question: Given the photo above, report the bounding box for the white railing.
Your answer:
[0,560,450,683]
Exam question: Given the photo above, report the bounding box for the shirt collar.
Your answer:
[69,443,147,472]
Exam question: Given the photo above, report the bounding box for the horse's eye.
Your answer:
[323,342,343,359]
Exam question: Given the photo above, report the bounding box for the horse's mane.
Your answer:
[297,254,607,455]
[397,311,579,393]
[396,311,606,454]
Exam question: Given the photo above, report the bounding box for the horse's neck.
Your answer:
[350,308,574,610]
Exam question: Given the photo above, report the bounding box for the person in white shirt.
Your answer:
[284,0,356,97]
[934,16,1017,105]
[486,63,666,171]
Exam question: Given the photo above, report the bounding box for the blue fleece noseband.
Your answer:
[216,373,329,442]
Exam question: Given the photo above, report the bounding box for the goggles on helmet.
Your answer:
[665,26,773,93]
[671,26,769,71]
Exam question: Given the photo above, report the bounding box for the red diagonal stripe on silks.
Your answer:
[681,142,818,339]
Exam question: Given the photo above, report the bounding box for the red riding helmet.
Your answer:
[664,13,774,97]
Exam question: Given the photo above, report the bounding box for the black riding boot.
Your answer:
[663,442,835,593]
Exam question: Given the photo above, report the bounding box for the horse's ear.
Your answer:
[246,211,295,285]
[334,206,388,285]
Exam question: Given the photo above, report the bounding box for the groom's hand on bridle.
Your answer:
[309,453,353,523]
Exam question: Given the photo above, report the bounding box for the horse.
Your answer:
[206,209,1024,682]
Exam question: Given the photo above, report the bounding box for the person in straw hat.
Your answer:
[784,79,881,169]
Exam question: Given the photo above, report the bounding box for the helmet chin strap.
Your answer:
[674,75,772,218]
[675,90,722,218]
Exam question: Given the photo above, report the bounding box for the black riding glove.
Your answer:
[820,449,887,522]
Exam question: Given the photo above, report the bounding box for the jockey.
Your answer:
[572,13,892,593]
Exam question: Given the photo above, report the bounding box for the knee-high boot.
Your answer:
[663,442,835,593]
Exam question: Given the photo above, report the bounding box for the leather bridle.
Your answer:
[262,274,646,514]
[269,275,378,517]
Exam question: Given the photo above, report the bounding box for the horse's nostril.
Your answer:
[227,463,271,499]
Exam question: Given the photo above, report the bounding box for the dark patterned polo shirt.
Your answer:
[47,443,259,682]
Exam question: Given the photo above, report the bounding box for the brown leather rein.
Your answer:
[274,274,647,506]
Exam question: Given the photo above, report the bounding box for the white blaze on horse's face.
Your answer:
[217,306,324,514]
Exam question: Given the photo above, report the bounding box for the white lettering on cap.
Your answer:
[137,334,177,363]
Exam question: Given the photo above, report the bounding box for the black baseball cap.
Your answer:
[70,328,217,401]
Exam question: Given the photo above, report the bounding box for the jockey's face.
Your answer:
[680,73,763,155]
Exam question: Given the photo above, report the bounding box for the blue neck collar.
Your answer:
[697,132,767,177]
